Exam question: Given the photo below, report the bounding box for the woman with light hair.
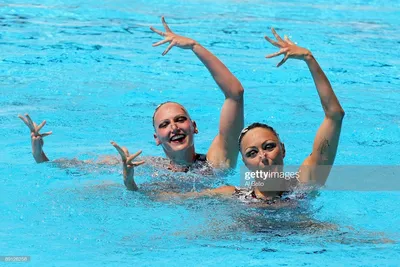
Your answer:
[19,17,244,191]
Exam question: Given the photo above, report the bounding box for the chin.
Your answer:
[167,141,191,152]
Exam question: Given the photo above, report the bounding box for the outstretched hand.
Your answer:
[111,141,145,190]
[265,28,312,67]
[18,114,52,158]
[150,16,197,56]
[110,141,145,169]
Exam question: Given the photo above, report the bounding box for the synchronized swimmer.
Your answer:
[19,17,344,205]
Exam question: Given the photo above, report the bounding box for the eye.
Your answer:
[175,116,187,123]
[159,122,169,128]
[246,150,257,158]
[263,143,276,150]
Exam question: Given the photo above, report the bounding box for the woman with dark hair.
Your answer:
[171,28,345,204]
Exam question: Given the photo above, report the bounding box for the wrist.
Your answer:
[123,165,134,179]
[191,41,200,51]
[303,51,314,63]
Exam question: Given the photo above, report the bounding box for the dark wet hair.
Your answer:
[152,101,190,128]
[238,122,280,149]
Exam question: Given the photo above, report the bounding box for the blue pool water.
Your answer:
[1,0,400,266]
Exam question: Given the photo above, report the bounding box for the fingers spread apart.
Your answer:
[111,141,127,160]
[127,150,142,163]
[264,35,280,47]
[18,114,34,131]
[19,114,50,136]
[271,28,284,43]
[130,160,145,167]
[266,48,288,58]
[161,16,172,32]
[152,39,170,47]
[150,26,165,37]
[162,41,175,56]
[277,54,289,67]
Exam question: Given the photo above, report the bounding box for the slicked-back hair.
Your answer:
[152,101,190,129]
[238,122,280,149]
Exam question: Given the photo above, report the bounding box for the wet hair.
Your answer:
[238,122,280,149]
[152,101,190,128]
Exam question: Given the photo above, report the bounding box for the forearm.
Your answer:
[305,54,344,120]
[192,43,244,99]
[177,186,234,199]
[123,166,138,191]
[33,151,49,163]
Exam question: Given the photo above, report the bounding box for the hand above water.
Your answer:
[111,141,145,191]
[18,114,52,163]
[150,16,198,56]
[264,28,312,67]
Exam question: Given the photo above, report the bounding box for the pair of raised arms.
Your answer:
[18,18,323,171]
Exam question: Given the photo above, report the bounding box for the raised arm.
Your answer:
[264,28,345,184]
[110,141,145,191]
[18,114,52,163]
[150,17,244,169]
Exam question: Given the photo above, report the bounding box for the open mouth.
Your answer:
[170,134,186,143]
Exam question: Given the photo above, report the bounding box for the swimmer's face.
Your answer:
[240,127,285,171]
[153,103,197,153]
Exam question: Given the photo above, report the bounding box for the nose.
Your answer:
[259,152,269,165]
[170,123,179,132]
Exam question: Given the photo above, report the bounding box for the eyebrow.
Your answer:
[245,140,277,151]
[157,114,188,125]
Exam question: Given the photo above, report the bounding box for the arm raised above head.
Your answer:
[299,54,344,184]
[264,28,345,184]
[150,17,244,169]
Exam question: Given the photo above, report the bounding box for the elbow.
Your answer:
[326,108,345,121]
[228,80,244,101]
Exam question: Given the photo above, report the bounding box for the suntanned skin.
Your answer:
[114,17,244,190]
[150,17,244,169]
[19,17,244,192]
[168,28,345,201]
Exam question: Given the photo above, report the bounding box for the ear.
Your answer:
[281,142,286,158]
[192,120,198,134]
[154,133,161,146]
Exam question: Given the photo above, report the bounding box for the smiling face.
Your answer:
[153,102,197,153]
[240,127,285,172]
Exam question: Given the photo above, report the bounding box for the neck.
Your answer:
[253,176,287,199]
[253,187,281,200]
[164,145,196,169]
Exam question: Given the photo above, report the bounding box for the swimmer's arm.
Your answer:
[298,55,345,184]
[33,151,49,163]
[111,141,145,191]
[149,17,243,168]
[18,114,51,163]
[192,44,244,169]
[122,162,139,191]
[161,185,236,200]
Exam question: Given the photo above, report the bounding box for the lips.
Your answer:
[170,134,186,143]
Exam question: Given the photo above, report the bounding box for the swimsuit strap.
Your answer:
[233,187,290,204]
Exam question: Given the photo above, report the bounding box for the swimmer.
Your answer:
[110,17,244,190]
[19,16,244,191]
[163,28,345,204]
